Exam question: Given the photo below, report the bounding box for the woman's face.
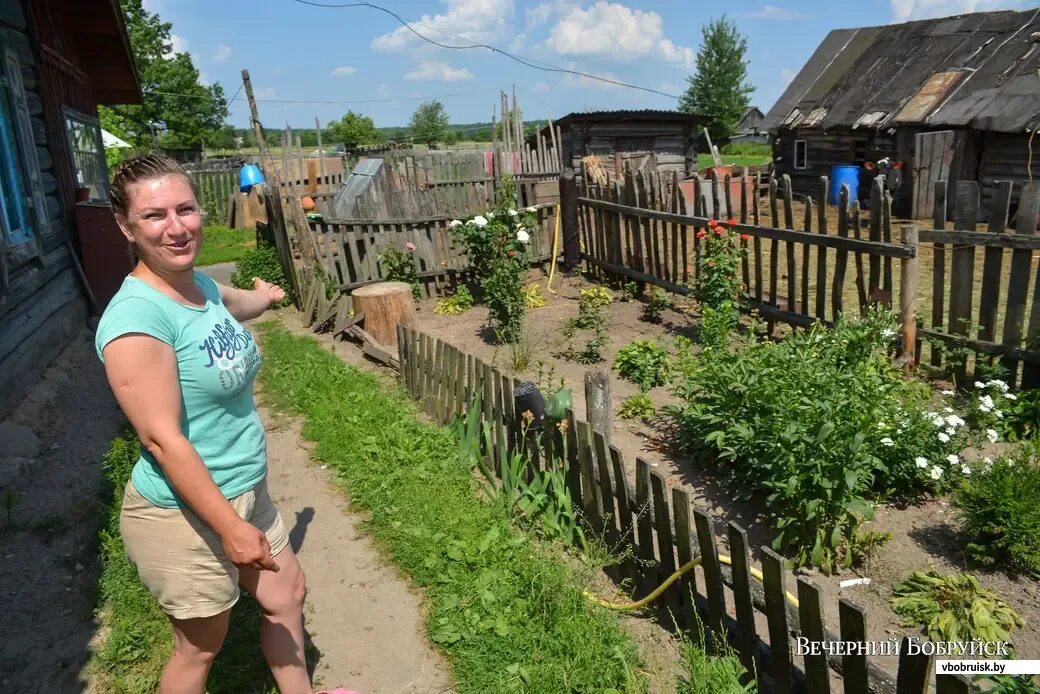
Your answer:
[117,174,203,273]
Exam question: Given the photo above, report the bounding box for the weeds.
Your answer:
[641,288,671,323]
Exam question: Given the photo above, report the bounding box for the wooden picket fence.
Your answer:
[579,170,917,339]
[389,324,979,694]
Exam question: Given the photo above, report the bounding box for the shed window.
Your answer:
[64,109,108,200]
[0,68,33,246]
[794,140,808,170]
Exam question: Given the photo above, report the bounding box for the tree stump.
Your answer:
[351,281,416,349]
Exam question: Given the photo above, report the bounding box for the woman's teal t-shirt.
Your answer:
[95,272,266,508]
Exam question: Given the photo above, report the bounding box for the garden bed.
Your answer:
[411,268,1040,679]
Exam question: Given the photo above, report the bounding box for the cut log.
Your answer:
[351,281,415,350]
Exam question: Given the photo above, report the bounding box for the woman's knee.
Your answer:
[262,564,307,616]
[172,613,229,660]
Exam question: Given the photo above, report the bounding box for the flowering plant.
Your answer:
[380,243,421,302]
[697,218,748,346]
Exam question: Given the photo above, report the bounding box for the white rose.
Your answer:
[472,215,488,228]
[938,432,950,443]
[975,381,987,389]
[1005,393,1018,401]
[516,228,530,243]
[526,206,537,213]
[915,457,929,469]
[947,453,960,465]
[941,390,955,396]
[987,379,1009,393]
[961,465,971,475]
[986,428,999,443]
[945,415,965,428]
[929,466,943,480]
[880,437,894,446]
[448,219,462,228]
[507,209,518,217]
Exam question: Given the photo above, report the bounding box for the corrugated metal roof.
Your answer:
[553,109,710,125]
[762,7,1040,133]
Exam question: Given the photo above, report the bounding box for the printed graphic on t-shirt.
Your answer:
[198,318,261,392]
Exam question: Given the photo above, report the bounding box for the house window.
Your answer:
[0,68,33,246]
[794,140,808,170]
[65,109,108,200]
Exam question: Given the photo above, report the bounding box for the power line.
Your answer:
[289,0,681,100]
[150,87,499,105]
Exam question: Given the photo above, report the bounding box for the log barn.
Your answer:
[0,0,140,418]
[763,8,1040,219]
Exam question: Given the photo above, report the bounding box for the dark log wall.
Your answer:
[563,120,697,177]
[0,0,88,419]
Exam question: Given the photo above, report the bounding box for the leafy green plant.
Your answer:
[534,360,565,394]
[566,326,607,365]
[485,255,526,344]
[666,308,965,572]
[618,393,656,421]
[697,218,746,311]
[1005,388,1040,441]
[891,569,1024,644]
[613,340,672,391]
[230,241,292,307]
[522,282,546,308]
[979,675,1040,693]
[563,287,609,364]
[641,288,671,323]
[677,635,756,694]
[620,281,638,302]
[580,286,613,310]
[433,286,474,315]
[954,451,1040,576]
[380,244,421,302]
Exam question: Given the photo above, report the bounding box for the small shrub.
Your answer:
[486,257,526,344]
[954,451,1040,576]
[619,281,638,302]
[891,569,1024,645]
[618,393,656,421]
[433,286,474,315]
[579,286,613,310]
[613,340,671,391]
[522,282,546,308]
[230,241,292,307]
[566,327,606,365]
[534,360,565,394]
[381,245,421,302]
[641,288,671,323]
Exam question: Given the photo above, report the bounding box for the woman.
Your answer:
[95,155,356,694]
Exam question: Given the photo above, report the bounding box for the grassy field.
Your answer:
[197,225,255,267]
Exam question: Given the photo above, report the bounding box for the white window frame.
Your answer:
[793,139,808,170]
[63,107,109,201]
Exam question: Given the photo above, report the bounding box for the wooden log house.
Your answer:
[0,0,141,418]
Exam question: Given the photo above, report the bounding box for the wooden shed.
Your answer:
[539,110,707,180]
[762,8,1040,218]
[0,0,141,418]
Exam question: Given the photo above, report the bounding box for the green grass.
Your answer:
[197,225,255,267]
[697,153,771,170]
[89,430,309,693]
[255,321,645,693]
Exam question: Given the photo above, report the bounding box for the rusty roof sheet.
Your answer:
[762,7,1040,133]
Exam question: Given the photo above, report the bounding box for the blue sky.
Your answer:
[145,0,1034,130]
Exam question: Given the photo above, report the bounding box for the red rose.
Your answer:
[508,250,516,257]
[696,230,708,239]
[715,228,725,236]
[727,218,737,226]
[740,233,750,241]
[708,217,718,228]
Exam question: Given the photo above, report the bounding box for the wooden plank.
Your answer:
[671,488,698,631]
[634,457,656,595]
[816,176,829,319]
[949,181,980,383]
[796,577,831,694]
[650,471,679,618]
[852,202,868,313]
[783,175,797,314]
[894,635,932,694]
[921,326,1040,363]
[976,181,1013,346]
[839,599,869,694]
[671,173,681,284]
[769,177,781,333]
[832,185,850,321]
[492,365,506,463]
[802,196,812,319]
[740,173,751,291]
[727,522,758,676]
[762,548,792,694]
[931,181,948,366]
[917,227,1040,249]
[592,431,618,556]
[610,445,637,586]
[500,372,515,457]
[481,360,496,471]
[576,421,602,528]
[692,507,726,637]
[869,177,883,298]
[1001,182,1040,380]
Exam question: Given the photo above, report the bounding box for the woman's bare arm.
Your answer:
[103,334,277,570]
[217,277,285,322]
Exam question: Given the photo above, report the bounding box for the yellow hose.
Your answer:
[584,554,800,611]
[545,203,562,294]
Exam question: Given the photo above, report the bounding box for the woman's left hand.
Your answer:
[252,277,286,307]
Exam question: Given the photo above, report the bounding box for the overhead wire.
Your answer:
[288,0,682,100]
[149,87,500,105]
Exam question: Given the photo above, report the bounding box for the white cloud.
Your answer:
[372,0,514,52]
[526,0,579,29]
[164,34,188,59]
[546,2,694,68]
[741,5,810,20]
[213,44,231,63]
[404,61,474,81]
[890,0,1027,21]
[330,66,357,77]
[254,87,276,99]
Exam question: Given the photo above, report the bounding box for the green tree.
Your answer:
[678,15,754,142]
[327,111,378,149]
[99,0,228,150]
[409,100,449,146]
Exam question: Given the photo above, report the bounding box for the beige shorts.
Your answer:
[119,477,289,620]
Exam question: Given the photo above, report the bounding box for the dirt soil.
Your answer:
[0,317,453,692]
[411,269,1040,682]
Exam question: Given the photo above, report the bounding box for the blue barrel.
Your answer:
[829,165,860,206]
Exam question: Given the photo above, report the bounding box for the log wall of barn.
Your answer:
[562,120,697,177]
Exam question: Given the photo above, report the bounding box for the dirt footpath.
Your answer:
[0,318,453,692]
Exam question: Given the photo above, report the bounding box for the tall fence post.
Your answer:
[560,167,580,269]
[584,371,611,444]
[900,224,918,376]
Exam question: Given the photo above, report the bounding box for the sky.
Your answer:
[144,0,1036,131]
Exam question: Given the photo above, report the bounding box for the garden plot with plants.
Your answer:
[375,183,1040,685]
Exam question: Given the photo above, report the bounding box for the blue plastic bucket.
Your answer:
[829,165,860,206]
[239,164,266,192]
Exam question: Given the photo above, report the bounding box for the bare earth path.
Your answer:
[0,316,453,692]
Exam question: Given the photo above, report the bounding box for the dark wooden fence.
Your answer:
[390,324,977,694]
[918,180,1040,388]
[579,170,916,336]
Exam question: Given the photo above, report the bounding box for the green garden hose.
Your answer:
[584,554,801,611]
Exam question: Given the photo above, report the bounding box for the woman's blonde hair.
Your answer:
[109,154,200,219]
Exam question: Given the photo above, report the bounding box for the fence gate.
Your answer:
[913,130,956,218]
